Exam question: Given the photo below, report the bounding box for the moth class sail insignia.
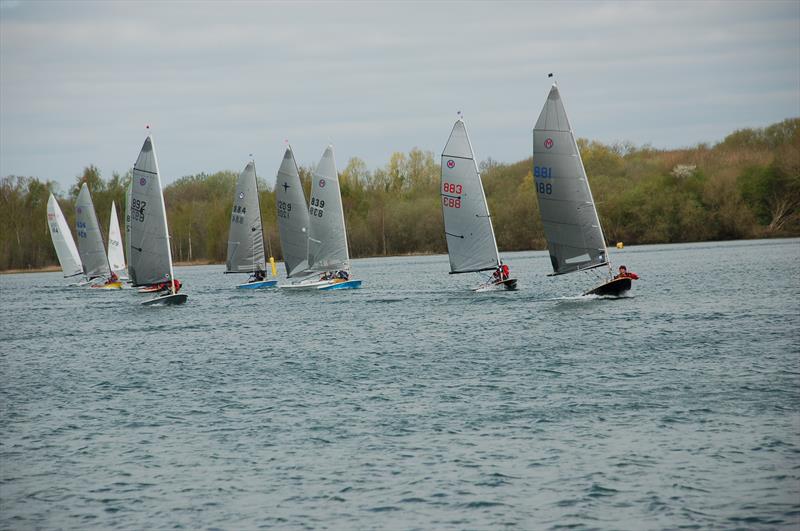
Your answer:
[280,145,362,291]
[46,193,85,281]
[75,183,122,289]
[225,160,276,289]
[441,116,517,291]
[532,80,637,296]
[129,134,187,305]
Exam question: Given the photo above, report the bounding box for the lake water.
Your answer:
[1,239,799,530]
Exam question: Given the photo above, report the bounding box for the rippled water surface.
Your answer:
[2,239,799,529]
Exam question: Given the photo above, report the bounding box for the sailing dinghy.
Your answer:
[226,161,276,289]
[46,193,85,281]
[75,183,122,289]
[129,135,187,305]
[441,118,517,291]
[107,201,128,280]
[532,82,634,297]
[280,145,361,290]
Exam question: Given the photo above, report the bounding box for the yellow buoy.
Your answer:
[269,256,277,277]
[616,242,624,249]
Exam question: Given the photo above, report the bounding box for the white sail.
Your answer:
[533,84,608,275]
[226,161,266,273]
[306,146,350,272]
[441,119,500,274]
[75,183,111,280]
[129,135,175,287]
[107,201,127,278]
[275,146,310,277]
[46,193,83,278]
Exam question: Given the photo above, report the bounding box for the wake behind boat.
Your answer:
[129,134,187,306]
[532,80,638,297]
[440,116,517,292]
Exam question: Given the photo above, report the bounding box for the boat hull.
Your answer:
[91,281,123,290]
[473,278,518,292]
[317,279,362,291]
[236,280,278,289]
[584,277,632,297]
[141,293,188,306]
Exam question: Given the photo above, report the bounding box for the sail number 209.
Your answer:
[442,182,462,209]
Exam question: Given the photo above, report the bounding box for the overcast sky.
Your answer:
[1,0,798,193]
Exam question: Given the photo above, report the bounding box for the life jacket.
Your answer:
[501,264,509,278]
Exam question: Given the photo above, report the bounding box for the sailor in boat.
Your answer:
[614,265,639,281]
[335,270,349,280]
[101,271,119,287]
[249,269,267,283]
[154,279,181,292]
[491,262,511,284]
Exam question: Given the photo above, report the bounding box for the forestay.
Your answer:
[533,84,607,275]
[46,193,84,278]
[307,146,350,273]
[75,183,111,280]
[129,136,173,286]
[226,161,266,273]
[441,119,500,274]
[275,147,310,277]
[107,201,127,277]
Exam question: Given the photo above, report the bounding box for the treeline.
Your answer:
[1,118,798,271]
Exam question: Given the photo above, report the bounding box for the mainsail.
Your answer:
[533,84,608,275]
[275,146,310,277]
[75,183,112,280]
[306,146,350,273]
[107,201,127,277]
[46,193,83,278]
[441,119,500,274]
[226,161,266,274]
[129,136,174,287]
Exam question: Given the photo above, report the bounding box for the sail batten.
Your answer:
[275,147,311,277]
[533,84,608,276]
[441,119,500,275]
[306,146,350,273]
[47,194,84,278]
[75,183,111,280]
[226,162,266,274]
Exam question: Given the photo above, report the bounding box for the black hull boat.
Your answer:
[584,277,632,297]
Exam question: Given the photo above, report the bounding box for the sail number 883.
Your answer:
[442,182,462,209]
